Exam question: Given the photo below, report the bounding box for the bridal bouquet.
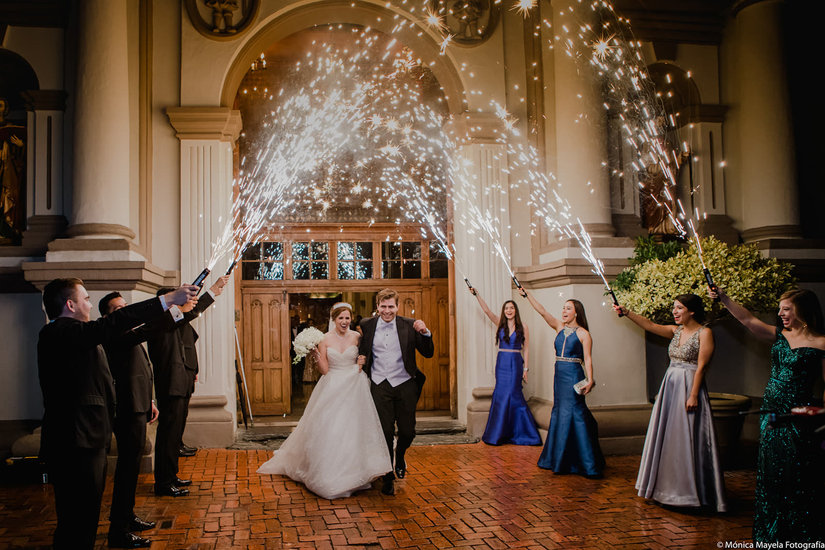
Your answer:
[292,326,325,365]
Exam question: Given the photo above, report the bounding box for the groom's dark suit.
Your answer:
[359,315,433,483]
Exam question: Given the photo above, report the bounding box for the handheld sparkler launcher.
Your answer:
[225,259,238,277]
[703,268,720,303]
[608,289,625,317]
[511,275,522,290]
[192,268,211,293]
[464,277,476,295]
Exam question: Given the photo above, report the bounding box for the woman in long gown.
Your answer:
[710,287,825,542]
[614,294,726,511]
[257,303,391,499]
[468,286,541,446]
[521,290,605,477]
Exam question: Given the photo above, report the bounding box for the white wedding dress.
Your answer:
[257,345,391,499]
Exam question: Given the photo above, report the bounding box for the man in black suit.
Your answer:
[148,275,229,497]
[99,292,162,548]
[37,278,197,550]
[358,288,433,496]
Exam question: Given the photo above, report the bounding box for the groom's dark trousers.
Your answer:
[370,378,419,460]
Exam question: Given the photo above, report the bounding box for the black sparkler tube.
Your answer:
[464,277,476,295]
[703,267,720,302]
[192,267,211,290]
[609,289,625,317]
[512,275,522,289]
[225,259,238,276]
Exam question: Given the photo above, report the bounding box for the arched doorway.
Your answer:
[229,23,458,418]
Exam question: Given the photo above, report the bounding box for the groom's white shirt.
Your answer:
[371,317,410,387]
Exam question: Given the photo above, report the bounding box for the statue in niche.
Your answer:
[452,0,483,39]
[204,0,240,34]
[0,97,26,245]
[430,0,499,45]
[639,139,690,237]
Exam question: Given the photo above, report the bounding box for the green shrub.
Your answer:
[613,236,796,324]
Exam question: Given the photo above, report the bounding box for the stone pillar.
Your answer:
[735,0,800,241]
[22,2,179,291]
[551,0,613,237]
[167,106,242,447]
[20,90,68,253]
[70,0,133,239]
[449,113,514,427]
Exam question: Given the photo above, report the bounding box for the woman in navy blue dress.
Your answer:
[469,285,541,445]
[521,290,605,477]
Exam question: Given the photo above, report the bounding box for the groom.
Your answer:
[358,288,434,495]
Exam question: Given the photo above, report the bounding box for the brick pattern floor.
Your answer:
[0,445,755,549]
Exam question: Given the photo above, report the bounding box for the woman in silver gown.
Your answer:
[615,294,726,511]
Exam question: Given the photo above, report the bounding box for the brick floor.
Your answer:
[0,445,755,549]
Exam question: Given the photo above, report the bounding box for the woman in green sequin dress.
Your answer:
[712,288,825,543]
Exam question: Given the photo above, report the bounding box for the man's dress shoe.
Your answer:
[128,516,156,531]
[154,485,189,497]
[178,446,196,457]
[394,458,406,479]
[107,532,152,548]
[172,477,192,487]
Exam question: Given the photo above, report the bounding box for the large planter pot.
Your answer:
[709,392,752,464]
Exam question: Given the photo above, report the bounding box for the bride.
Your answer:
[257,302,391,499]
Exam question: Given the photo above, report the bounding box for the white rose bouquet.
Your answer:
[292,326,325,365]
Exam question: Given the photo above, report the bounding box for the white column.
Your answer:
[736,0,800,241]
[551,0,613,237]
[450,114,514,423]
[168,107,241,446]
[70,0,132,236]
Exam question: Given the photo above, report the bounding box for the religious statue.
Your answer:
[0,97,26,245]
[452,0,483,40]
[204,0,239,34]
[640,146,690,237]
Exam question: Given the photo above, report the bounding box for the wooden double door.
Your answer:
[240,282,451,416]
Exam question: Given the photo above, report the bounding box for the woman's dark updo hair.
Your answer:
[674,293,706,324]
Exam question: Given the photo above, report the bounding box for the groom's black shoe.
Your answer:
[394,457,406,479]
[381,473,395,495]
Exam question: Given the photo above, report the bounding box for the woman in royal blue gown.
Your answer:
[468,285,541,446]
[521,290,605,477]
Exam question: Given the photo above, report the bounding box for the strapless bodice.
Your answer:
[326,345,359,370]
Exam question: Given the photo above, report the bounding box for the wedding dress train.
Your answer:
[257,345,391,499]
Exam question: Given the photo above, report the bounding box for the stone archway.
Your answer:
[219,0,468,116]
[221,11,463,417]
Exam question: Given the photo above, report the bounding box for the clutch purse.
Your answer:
[573,378,589,395]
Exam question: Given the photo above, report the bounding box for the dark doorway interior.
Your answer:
[288,291,377,417]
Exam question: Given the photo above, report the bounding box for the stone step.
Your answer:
[232,415,475,450]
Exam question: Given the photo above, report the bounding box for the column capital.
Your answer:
[21,90,68,111]
[166,107,243,142]
[445,112,505,144]
[732,0,783,17]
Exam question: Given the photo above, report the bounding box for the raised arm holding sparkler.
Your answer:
[465,281,540,447]
[614,293,726,512]
[516,287,604,477]
[708,285,825,542]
